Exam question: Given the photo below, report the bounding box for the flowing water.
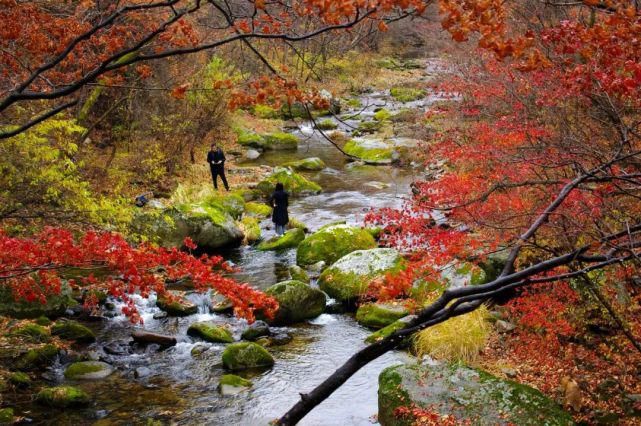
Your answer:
[27,59,451,426]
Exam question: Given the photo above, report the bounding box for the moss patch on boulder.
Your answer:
[378,363,573,426]
[288,265,309,282]
[253,104,280,119]
[343,138,394,165]
[9,371,31,388]
[257,228,305,251]
[156,292,198,317]
[264,280,326,325]
[36,386,90,408]
[244,202,272,218]
[316,119,338,130]
[356,302,410,329]
[365,315,417,344]
[296,224,376,267]
[389,87,426,102]
[283,157,326,171]
[237,131,265,149]
[318,248,404,304]
[256,167,322,197]
[187,322,233,343]
[240,216,261,243]
[263,132,299,150]
[15,344,60,371]
[64,361,113,380]
[222,342,275,371]
[218,374,253,395]
[7,323,50,343]
[51,320,96,343]
[373,109,393,121]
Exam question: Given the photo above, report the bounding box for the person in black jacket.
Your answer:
[269,182,289,235]
[207,143,229,191]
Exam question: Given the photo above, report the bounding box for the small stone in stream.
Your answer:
[64,361,113,380]
[495,320,516,333]
[134,367,152,378]
[270,333,292,346]
[218,374,252,395]
[36,386,91,408]
[241,321,270,341]
[187,322,233,343]
[153,311,168,320]
[131,330,177,347]
[222,342,275,371]
[103,341,131,356]
[210,293,233,314]
[191,344,209,357]
[255,337,272,347]
[245,149,261,160]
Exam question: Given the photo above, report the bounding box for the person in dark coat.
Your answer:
[269,182,289,235]
[207,143,229,191]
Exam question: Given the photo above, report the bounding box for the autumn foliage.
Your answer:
[0,228,278,323]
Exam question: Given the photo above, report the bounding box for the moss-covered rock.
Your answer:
[282,157,326,171]
[356,302,410,329]
[365,315,417,344]
[187,322,233,343]
[253,104,280,119]
[263,132,299,150]
[318,248,404,304]
[280,102,312,119]
[296,224,377,267]
[204,193,246,220]
[257,228,305,251]
[288,265,310,282]
[222,342,275,371]
[441,262,487,288]
[156,292,198,317]
[264,280,326,325]
[237,131,265,149]
[8,371,31,388]
[256,167,322,197]
[373,109,393,121]
[0,283,75,319]
[0,408,14,423]
[51,320,96,343]
[316,119,338,130]
[15,344,60,371]
[7,323,50,343]
[240,216,261,243]
[287,217,308,231]
[210,293,233,314]
[244,202,272,218]
[218,374,253,395]
[389,87,426,102]
[64,361,113,380]
[36,386,90,408]
[378,363,573,426]
[354,120,384,135]
[343,138,394,165]
[241,320,270,341]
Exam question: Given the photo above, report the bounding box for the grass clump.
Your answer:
[412,305,490,363]
[390,87,426,102]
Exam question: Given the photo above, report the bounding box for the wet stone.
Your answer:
[241,321,270,341]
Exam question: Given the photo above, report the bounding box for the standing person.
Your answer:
[207,143,229,191]
[269,182,289,236]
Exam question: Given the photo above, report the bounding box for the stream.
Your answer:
[30,58,450,426]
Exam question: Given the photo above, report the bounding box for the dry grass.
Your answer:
[412,305,491,364]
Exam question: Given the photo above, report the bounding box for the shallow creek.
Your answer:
[31,59,451,426]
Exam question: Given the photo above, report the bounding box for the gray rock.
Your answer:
[241,321,270,341]
[134,367,152,378]
[495,320,516,333]
[245,149,261,160]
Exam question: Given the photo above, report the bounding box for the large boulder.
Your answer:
[356,302,410,329]
[378,363,573,426]
[256,167,321,197]
[187,322,233,343]
[51,320,96,343]
[64,361,113,380]
[264,280,326,325]
[283,157,326,171]
[222,342,275,371]
[257,228,305,251]
[318,248,404,304]
[36,386,90,408]
[343,138,394,165]
[296,224,377,267]
[0,283,75,319]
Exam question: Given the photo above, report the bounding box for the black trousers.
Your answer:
[210,167,229,190]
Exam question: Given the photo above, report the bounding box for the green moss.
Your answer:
[264,280,326,325]
[256,167,322,197]
[390,87,426,102]
[288,265,309,282]
[0,408,14,424]
[257,228,305,251]
[378,367,413,426]
[343,139,394,164]
[354,120,383,135]
[51,320,96,343]
[7,323,50,343]
[16,344,60,371]
[35,316,52,326]
[345,98,362,108]
[36,386,90,408]
[64,361,112,379]
[240,216,261,243]
[365,316,414,344]
[221,342,275,371]
[245,202,272,218]
[373,109,392,121]
[316,119,337,130]
[263,132,299,150]
[156,293,198,317]
[296,224,377,266]
[287,217,308,230]
[253,104,279,119]
[237,131,265,149]
[280,102,311,119]
[8,371,31,387]
[283,157,326,171]
[356,302,409,329]
[187,322,233,343]
[219,374,252,388]
[203,193,246,219]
